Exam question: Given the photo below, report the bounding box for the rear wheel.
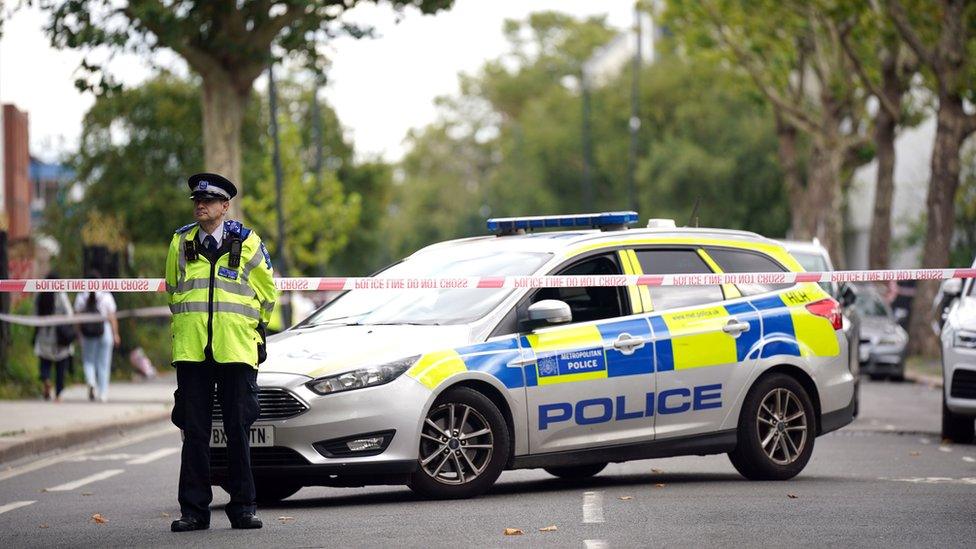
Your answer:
[728,373,816,480]
[408,387,510,499]
[942,394,975,444]
[544,463,607,480]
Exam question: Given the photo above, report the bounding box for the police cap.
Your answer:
[188,172,237,201]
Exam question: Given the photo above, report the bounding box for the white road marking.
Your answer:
[584,540,609,549]
[67,453,139,462]
[0,500,36,515]
[0,425,175,483]
[46,469,125,492]
[963,456,975,463]
[883,477,976,485]
[582,491,605,524]
[938,446,952,453]
[127,447,180,465]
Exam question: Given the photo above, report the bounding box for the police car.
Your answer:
[211,213,856,502]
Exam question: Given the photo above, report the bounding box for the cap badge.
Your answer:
[196,181,209,190]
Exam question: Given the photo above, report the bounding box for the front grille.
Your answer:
[210,446,309,468]
[950,369,976,399]
[212,388,308,422]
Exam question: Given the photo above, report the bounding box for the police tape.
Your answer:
[1,267,975,293]
[0,306,170,327]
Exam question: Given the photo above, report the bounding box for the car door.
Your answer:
[519,252,656,454]
[634,248,763,440]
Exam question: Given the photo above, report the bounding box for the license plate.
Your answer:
[210,425,274,447]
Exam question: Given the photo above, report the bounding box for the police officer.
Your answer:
[166,173,278,532]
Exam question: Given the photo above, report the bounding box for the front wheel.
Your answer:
[728,373,816,480]
[545,463,607,480]
[408,387,510,499]
[942,394,975,444]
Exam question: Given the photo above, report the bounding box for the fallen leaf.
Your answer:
[504,528,524,536]
[161,513,171,518]
[618,496,634,500]
[654,483,665,488]
[39,524,49,529]
[81,492,93,496]
[90,513,107,524]
[539,525,558,532]
[942,438,953,445]
[278,516,295,523]
[909,451,921,456]
[787,494,798,499]
[651,468,664,474]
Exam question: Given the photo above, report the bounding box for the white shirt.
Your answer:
[197,222,224,249]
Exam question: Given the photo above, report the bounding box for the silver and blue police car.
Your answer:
[209,213,856,502]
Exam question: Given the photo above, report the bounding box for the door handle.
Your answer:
[611,333,650,355]
[723,319,751,337]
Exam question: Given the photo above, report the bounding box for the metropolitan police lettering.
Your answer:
[537,348,606,377]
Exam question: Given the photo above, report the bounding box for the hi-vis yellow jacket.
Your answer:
[165,220,278,368]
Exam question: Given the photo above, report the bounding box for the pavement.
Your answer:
[0,375,175,465]
[0,379,973,547]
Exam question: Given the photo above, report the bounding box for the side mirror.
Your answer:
[839,283,857,308]
[522,300,572,331]
[942,278,963,297]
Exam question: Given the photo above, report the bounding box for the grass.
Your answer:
[905,355,943,379]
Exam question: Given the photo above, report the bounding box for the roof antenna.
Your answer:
[687,196,701,228]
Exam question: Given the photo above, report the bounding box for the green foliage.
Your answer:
[952,150,976,267]
[0,299,43,398]
[388,12,788,258]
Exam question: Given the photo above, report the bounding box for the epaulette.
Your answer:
[223,219,252,240]
[175,222,197,234]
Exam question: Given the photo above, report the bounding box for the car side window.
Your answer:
[704,247,792,296]
[634,249,724,310]
[530,254,627,324]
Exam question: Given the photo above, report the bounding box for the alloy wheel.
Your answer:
[756,388,808,465]
[419,402,494,485]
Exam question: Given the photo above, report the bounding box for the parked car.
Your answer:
[939,257,976,443]
[780,239,860,414]
[854,284,908,380]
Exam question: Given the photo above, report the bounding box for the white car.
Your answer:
[209,213,856,502]
[939,258,976,443]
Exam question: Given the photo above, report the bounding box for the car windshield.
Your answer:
[791,251,828,272]
[855,292,890,318]
[300,248,551,326]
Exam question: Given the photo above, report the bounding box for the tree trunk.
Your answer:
[201,72,251,220]
[907,98,968,356]
[807,141,846,268]
[776,119,811,239]
[869,105,897,269]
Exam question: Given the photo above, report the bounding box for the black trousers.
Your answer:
[172,361,260,523]
[39,357,70,396]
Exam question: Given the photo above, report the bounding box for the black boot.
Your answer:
[170,516,209,532]
[229,513,263,529]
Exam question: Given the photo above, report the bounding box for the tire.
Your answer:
[254,480,302,504]
[728,373,816,480]
[852,379,860,418]
[544,463,607,480]
[941,393,975,444]
[408,386,510,499]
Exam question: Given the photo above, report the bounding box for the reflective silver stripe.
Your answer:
[165,283,176,293]
[177,230,190,286]
[241,246,265,284]
[261,301,275,314]
[171,277,256,298]
[213,301,262,320]
[169,301,261,320]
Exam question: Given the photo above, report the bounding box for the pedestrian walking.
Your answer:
[34,272,75,402]
[74,271,120,402]
[166,173,277,532]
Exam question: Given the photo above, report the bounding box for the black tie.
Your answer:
[204,235,217,252]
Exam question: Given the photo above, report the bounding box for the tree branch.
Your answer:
[838,23,901,119]
[884,0,936,68]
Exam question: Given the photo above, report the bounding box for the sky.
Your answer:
[0,0,637,163]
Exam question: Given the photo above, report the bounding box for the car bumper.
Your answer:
[858,342,906,371]
[209,372,431,486]
[942,341,976,416]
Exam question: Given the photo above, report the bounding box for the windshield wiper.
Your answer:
[304,314,369,327]
[361,321,442,326]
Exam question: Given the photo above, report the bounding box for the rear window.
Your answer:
[705,247,792,296]
[634,249,724,310]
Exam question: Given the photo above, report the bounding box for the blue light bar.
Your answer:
[487,212,639,234]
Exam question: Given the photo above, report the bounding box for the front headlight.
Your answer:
[305,355,420,395]
[954,330,976,349]
[879,327,908,346]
